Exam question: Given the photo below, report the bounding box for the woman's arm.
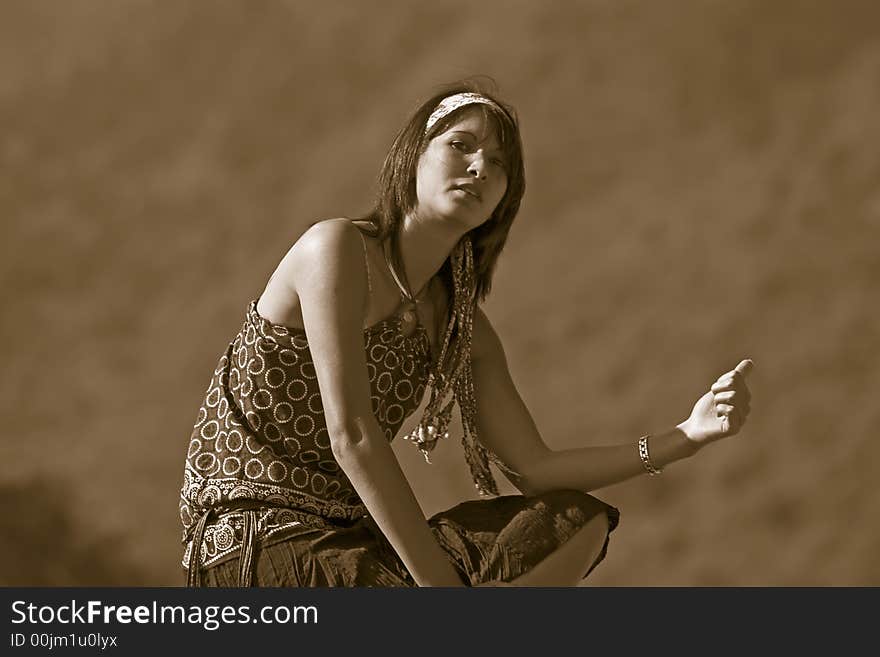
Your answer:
[471,309,752,495]
[291,220,465,586]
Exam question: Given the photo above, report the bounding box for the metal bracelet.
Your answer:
[638,435,663,476]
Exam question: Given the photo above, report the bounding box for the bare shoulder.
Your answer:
[292,218,365,267]
[258,218,367,326]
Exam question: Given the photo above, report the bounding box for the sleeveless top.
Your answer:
[180,246,433,570]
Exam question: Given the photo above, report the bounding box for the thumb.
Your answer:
[734,358,754,377]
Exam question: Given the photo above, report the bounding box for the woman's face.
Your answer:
[414,107,509,230]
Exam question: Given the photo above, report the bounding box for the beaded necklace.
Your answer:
[386,236,504,496]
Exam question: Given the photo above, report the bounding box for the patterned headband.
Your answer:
[425,92,504,134]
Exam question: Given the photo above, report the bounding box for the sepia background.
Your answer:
[2,0,878,586]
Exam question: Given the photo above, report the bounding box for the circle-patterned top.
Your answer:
[179,301,431,567]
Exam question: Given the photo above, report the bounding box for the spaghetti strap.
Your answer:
[382,238,414,303]
[354,224,373,293]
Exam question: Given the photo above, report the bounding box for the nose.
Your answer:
[467,155,487,181]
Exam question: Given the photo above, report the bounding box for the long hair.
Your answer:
[358,79,526,303]
[355,80,527,496]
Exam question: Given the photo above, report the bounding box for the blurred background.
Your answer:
[2,0,879,586]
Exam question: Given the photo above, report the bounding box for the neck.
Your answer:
[397,212,467,296]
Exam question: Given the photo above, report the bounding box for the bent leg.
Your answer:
[429,491,619,586]
[506,511,610,587]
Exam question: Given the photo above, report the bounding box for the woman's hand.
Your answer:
[677,359,754,446]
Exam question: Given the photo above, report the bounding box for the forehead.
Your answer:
[433,106,501,145]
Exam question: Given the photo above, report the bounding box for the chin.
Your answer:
[431,205,478,228]
[423,200,491,232]
[453,212,490,232]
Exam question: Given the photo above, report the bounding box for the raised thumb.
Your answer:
[734,359,754,377]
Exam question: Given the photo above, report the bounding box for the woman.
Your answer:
[180,82,754,587]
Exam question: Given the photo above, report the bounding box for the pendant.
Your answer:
[400,305,417,336]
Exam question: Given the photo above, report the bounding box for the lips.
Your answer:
[453,184,481,201]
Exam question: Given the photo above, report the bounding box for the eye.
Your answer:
[449,140,468,152]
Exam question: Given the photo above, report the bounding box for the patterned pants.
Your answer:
[197,490,619,587]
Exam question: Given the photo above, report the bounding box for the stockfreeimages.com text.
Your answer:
[11,600,317,631]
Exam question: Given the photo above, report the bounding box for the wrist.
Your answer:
[675,420,703,456]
